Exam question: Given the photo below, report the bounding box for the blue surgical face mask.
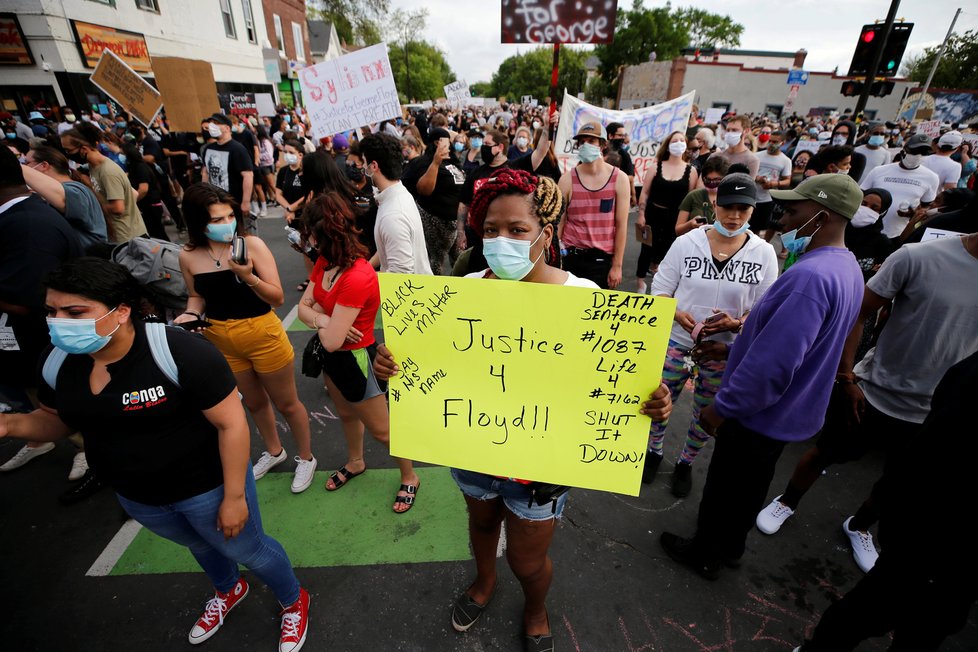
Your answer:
[577,143,601,163]
[713,219,751,238]
[780,211,823,255]
[47,307,120,355]
[205,218,237,243]
[115,122,127,129]
[868,135,886,147]
[453,142,465,152]
[483,229,546,280]
[118,154,127,164]
[470,138,483,150]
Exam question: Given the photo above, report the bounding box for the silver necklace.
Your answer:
[206,244,230,268]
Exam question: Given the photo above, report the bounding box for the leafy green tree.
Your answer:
[489,47,588,103]
[470,81,493,98]
[388,40,457,102]
[585,76,613,105]
[308,0,388,45]
[902,30,978,89]
[674,7,744,49]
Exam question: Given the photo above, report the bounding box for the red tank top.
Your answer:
[562,166,619,254]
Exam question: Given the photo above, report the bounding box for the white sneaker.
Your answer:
[68,451,89,481]
[250,201,259,215]
[0,442,55,472]
[291,456,317,493]
[259,204,268,217]
[756,495,795,535]
[842,516,878,573]
[252,449,288,480]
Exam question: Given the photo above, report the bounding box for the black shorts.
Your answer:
[815,384,921,465]
[318,343,385,403]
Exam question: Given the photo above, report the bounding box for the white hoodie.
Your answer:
[651,226,779,349]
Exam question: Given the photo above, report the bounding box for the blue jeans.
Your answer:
[117,472,300,606]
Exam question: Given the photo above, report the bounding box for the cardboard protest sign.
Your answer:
[444,80,470,108]
[379,274,675,496]
[151,56,221,133]
[255,92,276,117]
[792,140,823,156]
[501,0,617,44]
[554,91,696,182]
[298,43,400,141]
[89,49,161,127]
[219,92,258,116]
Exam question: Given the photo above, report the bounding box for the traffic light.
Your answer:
[870,80,895,97]
[841,81,864,97]
[847,23,915,77]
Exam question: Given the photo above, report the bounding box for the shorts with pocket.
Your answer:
[450,468,567,521]
[319,343,385,404]
[204,310,294,374]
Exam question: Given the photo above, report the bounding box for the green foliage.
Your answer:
[308,0,388,45]
[585,76,613,105]
[674,7,744,50]
[902,30,978,90]
[469,81,493,97]
[388,40,457,103]
[489,47,588,103]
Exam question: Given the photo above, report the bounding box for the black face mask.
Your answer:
[610,138,624,151]
[481,144,496,162]
[345,164,364,183]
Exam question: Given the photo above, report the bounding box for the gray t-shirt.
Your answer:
[63,181,108,250]
[855,236,978,422]
[754,150,792,203]
[709,148,760,179]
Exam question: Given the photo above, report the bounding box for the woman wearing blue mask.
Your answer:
[176,183,317,495]
[644,172,778,496]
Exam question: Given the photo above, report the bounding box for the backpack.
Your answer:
[112,237,187,310]
[42,322,180,390]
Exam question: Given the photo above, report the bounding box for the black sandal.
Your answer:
[393,481,420,513]
[324,465,364,491]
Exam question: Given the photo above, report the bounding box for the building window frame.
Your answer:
[134,0,159,11]
[87,0,115,5]
[219,0,237,39]
[292,21,304,62]
[241,0,257,44]
[273,14,286,56]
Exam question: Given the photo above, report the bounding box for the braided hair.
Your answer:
[468,168,563,238]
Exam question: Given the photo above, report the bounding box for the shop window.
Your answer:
[220,0,237,39]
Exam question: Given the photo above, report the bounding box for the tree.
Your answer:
[490,47,588,103]
[674,7,744,50]
[388,40,456,103]
[585,76,612,105]
[902,30,978,90]
[387,8,431,102]
[308,0,388,46]
[470,81,493,97]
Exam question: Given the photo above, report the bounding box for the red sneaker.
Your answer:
[278,587,310,652]
[188,578,249,645]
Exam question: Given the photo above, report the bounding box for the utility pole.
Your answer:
[911,7,961,121]
[853,0,900,117]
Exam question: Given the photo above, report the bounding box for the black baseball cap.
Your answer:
[207,113,232,127]
[904,133,932,153]
[716,173,757,207]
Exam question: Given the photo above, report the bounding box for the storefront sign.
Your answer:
[90,49,162,127]
[72,20,151,73]
[0,14,34,65]
[151,56,221,133]
[501,0,618,44]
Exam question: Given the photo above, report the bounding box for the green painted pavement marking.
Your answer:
[285,305,384,332]
[109,467,470,576]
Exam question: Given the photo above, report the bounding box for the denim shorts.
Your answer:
[451,468,568,521]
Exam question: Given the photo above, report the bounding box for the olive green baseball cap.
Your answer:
[770,173,863,220]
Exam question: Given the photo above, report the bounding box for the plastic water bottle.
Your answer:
[285,226,303,247]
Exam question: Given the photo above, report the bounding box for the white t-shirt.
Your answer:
[854,145,892,183]
[466,269,599,289]
[649,227,779,349]
[921,154,962,188]
[855,236,978,422]
[374,181,433,275]
[860,162,940,238]
[754,150,792,203]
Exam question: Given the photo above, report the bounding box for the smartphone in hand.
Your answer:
[231,235,247,265]
[176,319,212,331]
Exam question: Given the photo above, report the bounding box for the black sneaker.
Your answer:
[58,469,105,505]
[660,532,721,580]
[641,452,663,484]
[671,461,693,497]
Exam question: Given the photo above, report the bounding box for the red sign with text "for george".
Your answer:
[501,0,618,45]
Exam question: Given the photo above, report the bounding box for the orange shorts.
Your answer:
[204,310,294,374]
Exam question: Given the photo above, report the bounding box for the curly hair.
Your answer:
[467,168,563,238]
[302,191,368,268]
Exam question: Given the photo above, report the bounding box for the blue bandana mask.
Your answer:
[713,220,751,238]
[205,219,237,243]
[483,230,545,280]
[47,307,119,355]
[780,212,823,255]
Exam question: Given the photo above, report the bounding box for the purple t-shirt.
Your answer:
[713,246,864,441]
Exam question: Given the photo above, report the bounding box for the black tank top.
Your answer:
[193,270,270,320]
[647,161,692,213]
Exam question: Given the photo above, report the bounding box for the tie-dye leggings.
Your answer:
[648,339,726,465]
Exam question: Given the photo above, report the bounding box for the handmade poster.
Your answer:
[152,56,221,133]
[299,43,400,141]
[379,273,676,496]
[703,107,725,125]
[255,93,277,117]
[89,49,161,127]
[501,0,618,44]
[445,80,470,108]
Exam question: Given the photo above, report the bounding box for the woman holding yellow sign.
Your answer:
[372,169,674,652]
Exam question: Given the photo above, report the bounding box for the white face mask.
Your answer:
[668,142,687,157]
[851,204,879,228]
[532,122,541,130]
[516,136,528,148]
[724,131,742,147]
[901,153,922,168]
[832,135,848,146]
[207,123,223,138]
[284,153,299,166]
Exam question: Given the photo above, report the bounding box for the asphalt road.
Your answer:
[1,206,974,651]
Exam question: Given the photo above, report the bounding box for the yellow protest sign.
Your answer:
[379,273,676,496]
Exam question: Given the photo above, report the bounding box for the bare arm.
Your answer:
[557,171,573,240]
[609,171,630,289]
[227,236,284,308]
[174,249,207,323]
[636,167,654,225]
[0,405,74,443]
[838,287,889,376]
[21,164,67,212]
[135,182,149,202]
[240,171,254,213]
[203,390,251,540]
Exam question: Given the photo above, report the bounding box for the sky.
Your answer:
[392,0,978,86]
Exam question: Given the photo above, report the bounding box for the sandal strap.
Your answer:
[398,483,417,494]
[329,466,353,486]
[394,494,415,505]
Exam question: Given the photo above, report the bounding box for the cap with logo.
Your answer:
[770,173,862,220]
[573,121,607,141]
[716,172,758,207]
[938,131,963,149]
[904,133,932,153]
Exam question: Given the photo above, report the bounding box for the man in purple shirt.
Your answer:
[660,174,865,579]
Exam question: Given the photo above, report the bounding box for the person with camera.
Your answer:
[175,183,316,494]
[371,168,674,651]
[643,173,778,497]
[0,257,310,650]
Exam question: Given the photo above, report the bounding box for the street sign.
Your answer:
[787,70,809,85]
